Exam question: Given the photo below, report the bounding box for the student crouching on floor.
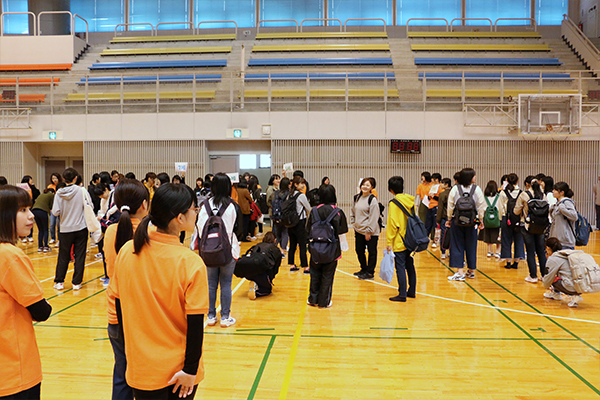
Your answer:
[235,232,283,300]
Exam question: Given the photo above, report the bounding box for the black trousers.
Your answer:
[54,228,88,285]
[251,272,273,296]
[133,385,197,400]
[97,237,107,279]
[32,209,49,248]
[242,214,251,241]
[354,232,379,274]
[288,219,308,268]
[308,260,337,307]
[0,383,41,400]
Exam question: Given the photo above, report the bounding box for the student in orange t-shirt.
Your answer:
[425,173,443,245]
[0,185,52,399]
[104,179,149,400]
[109,183,208,400]
[415,171,432,224]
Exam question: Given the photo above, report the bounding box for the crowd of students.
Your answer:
[0,165,593,399]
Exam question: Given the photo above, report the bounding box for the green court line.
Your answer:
[237,328,276,332]
[94,338,110,341]
[34,324,106,330]
[430,251,600,396]
[204,331,294,338]
[370,327,408,330]
[477,269,600,355]
[247,335,276,400]
[46,274,105,301]
[300,334,577,341]
[36,288,107,324]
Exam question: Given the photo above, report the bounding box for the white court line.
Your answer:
[38,259,102,283]
[337,269,600,326]
[204,277,246,328]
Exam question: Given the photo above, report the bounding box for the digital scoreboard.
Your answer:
[390,140,421,154]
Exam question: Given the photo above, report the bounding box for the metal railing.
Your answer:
[197,20,238,35]
[344,18,387,31]
[73,14,89,43]
[114,23,156,36]
[450,18,493,31]
[406,18,449,32]
[257,19,299,33]
[300,18,342,31]
[0,12,37,36]
[494,18,537,31]
[156,21,194,34]
[38,11,73,35]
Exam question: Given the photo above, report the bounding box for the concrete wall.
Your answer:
[0,35,75,64]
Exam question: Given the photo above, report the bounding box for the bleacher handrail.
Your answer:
[562,14,600,58]
[343,18,386,32]
[72,14,89,44]
[197,20,238,35]
[37,11,72,36]
[494,18,537,31]
[114,23,156,37]
[300,19,342,31]
[156,21,194,34]
[0,12,37,36]
[256,19,299,33]
[406,18,449,32]
[450,18,493,31]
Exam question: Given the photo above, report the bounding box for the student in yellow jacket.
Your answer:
[385,176,417,302]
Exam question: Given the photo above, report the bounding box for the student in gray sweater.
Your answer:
[542,237,582,307]
[351,178,381,280]
[549,182,578,249]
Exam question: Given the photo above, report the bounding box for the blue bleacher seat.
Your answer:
[417,72,571,81]
[248,58,393,67]
[414,58,562,66]
[245,72,396,81]
[89,60,227,70]
[78,74,222,85]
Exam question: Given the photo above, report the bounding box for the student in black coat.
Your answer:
[246,232,282,299]
[307,184,348,308]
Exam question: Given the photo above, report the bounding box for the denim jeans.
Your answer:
[500,217,525,261]
[272,221,288,250]
[207,258,236,319]
[449,221,478,270]
[425,206,438,240]
[521,227,547,278]
[107,324,133,400]
[439,218,448,255]
[32,209,49,248]
[393,250,416,298]
[49,213,59,241]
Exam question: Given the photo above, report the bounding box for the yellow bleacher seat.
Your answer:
[101,47,232,56]
[110,34,236,43]
[410,44,550,51]
[426,89,580,98]
[407,31,542,38]
[243,89,399,98]
[255,32,388,39]
[252,44,390,52]
[64,91,215,102]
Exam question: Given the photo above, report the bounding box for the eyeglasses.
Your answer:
[189,207,200,215]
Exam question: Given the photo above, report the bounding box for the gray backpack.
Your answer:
[561,250,600,294]
[453,185,477,227]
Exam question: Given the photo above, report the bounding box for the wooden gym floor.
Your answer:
[20,228,600,399]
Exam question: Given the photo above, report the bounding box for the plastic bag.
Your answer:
[339,234,349,252]
[379,249,395,284]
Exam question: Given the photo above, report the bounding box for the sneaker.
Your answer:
[21,238,28,244]
[53,282,64,290]
[431,242,438,248]
[72,284,82,291]
[43,247,50,253]
[307,300,317,307]
[511,262,519,269]
[206,316,217,326]
[290,265,299,272]
[543,290,562,300]
[52,242,59,248]
[525,276,538,283]
[250,236,257,241]
[37,248,44,253]
[319,300,333,308]
[448,272,465,281]
[487,252,492,257]
[27,237,34,243]
[248,282,256,300]
[49,239,56,244]
[389,295,407,302]
[94,253,103,259]
[465,270,475,279]
[441,253,447,259]
[358,272,374,280]
[495,253,501,259]
[568,295,583,308]
[353,270,363,276]
[220,316,236,327]
[102,278,110,288]
[303,267,310,274]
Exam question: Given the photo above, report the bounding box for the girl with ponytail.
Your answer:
[104,178,150,400]
[108,183,207,400]
[549,182,578,249]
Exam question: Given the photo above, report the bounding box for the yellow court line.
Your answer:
[279,282,310,400]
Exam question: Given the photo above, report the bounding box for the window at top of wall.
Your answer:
[259,154,271,169]
[240,154,257,170]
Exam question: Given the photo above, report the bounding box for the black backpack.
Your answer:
[505,189,522,227]
[307,188,320,207]
[271,190,284,223]
[525,191,549,235]
[353,193,385,230]
[453,185,478,227]
[391,199,429,253]
[234,245,271,279]
[257,193,269,215]
[308,206,340,264]
[199,199,233,267]
[281,192,301,228]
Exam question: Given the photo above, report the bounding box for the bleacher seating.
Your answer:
[418,72,571,81]
[0,93,46,102]
[251,44,390,52]
[0,64,71,71]
[0,78,60,86]
[64,91,215,102]
[426,89,579,98]
[248,58,393,66]
[243,89,399,98]
[101,46,232,56]
[245,72,395,81]
[255,32,388,40]
[410,44,550,52]
[407,31,542,39]
[414,58,562,66]
[77,75,222,85]
[89,60,227,70]
[110,34,236,44]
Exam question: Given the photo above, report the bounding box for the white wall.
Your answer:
[0,111,597,142]
[0,35,75,65]
[581,0,600,37]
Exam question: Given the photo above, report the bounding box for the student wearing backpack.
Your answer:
[285,176,311,273]
[307,184,348,308]
[542,237,583,308]
[240,232,283,299]
[514,178,548,283]
[351,178,381,280]
[436,178,452,259]
[479,180,501,259]
[498,173,525,270]
[386,176,418,301]
[194,173,240,328]
[549,182,578,250]
[446,168,487,281]
[268,176,288,254]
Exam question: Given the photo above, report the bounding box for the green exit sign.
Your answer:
[42,130,63,141]
[233,129,242,138]
[49,131,57,140]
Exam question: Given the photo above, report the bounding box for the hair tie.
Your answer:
[120,205,130,212]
